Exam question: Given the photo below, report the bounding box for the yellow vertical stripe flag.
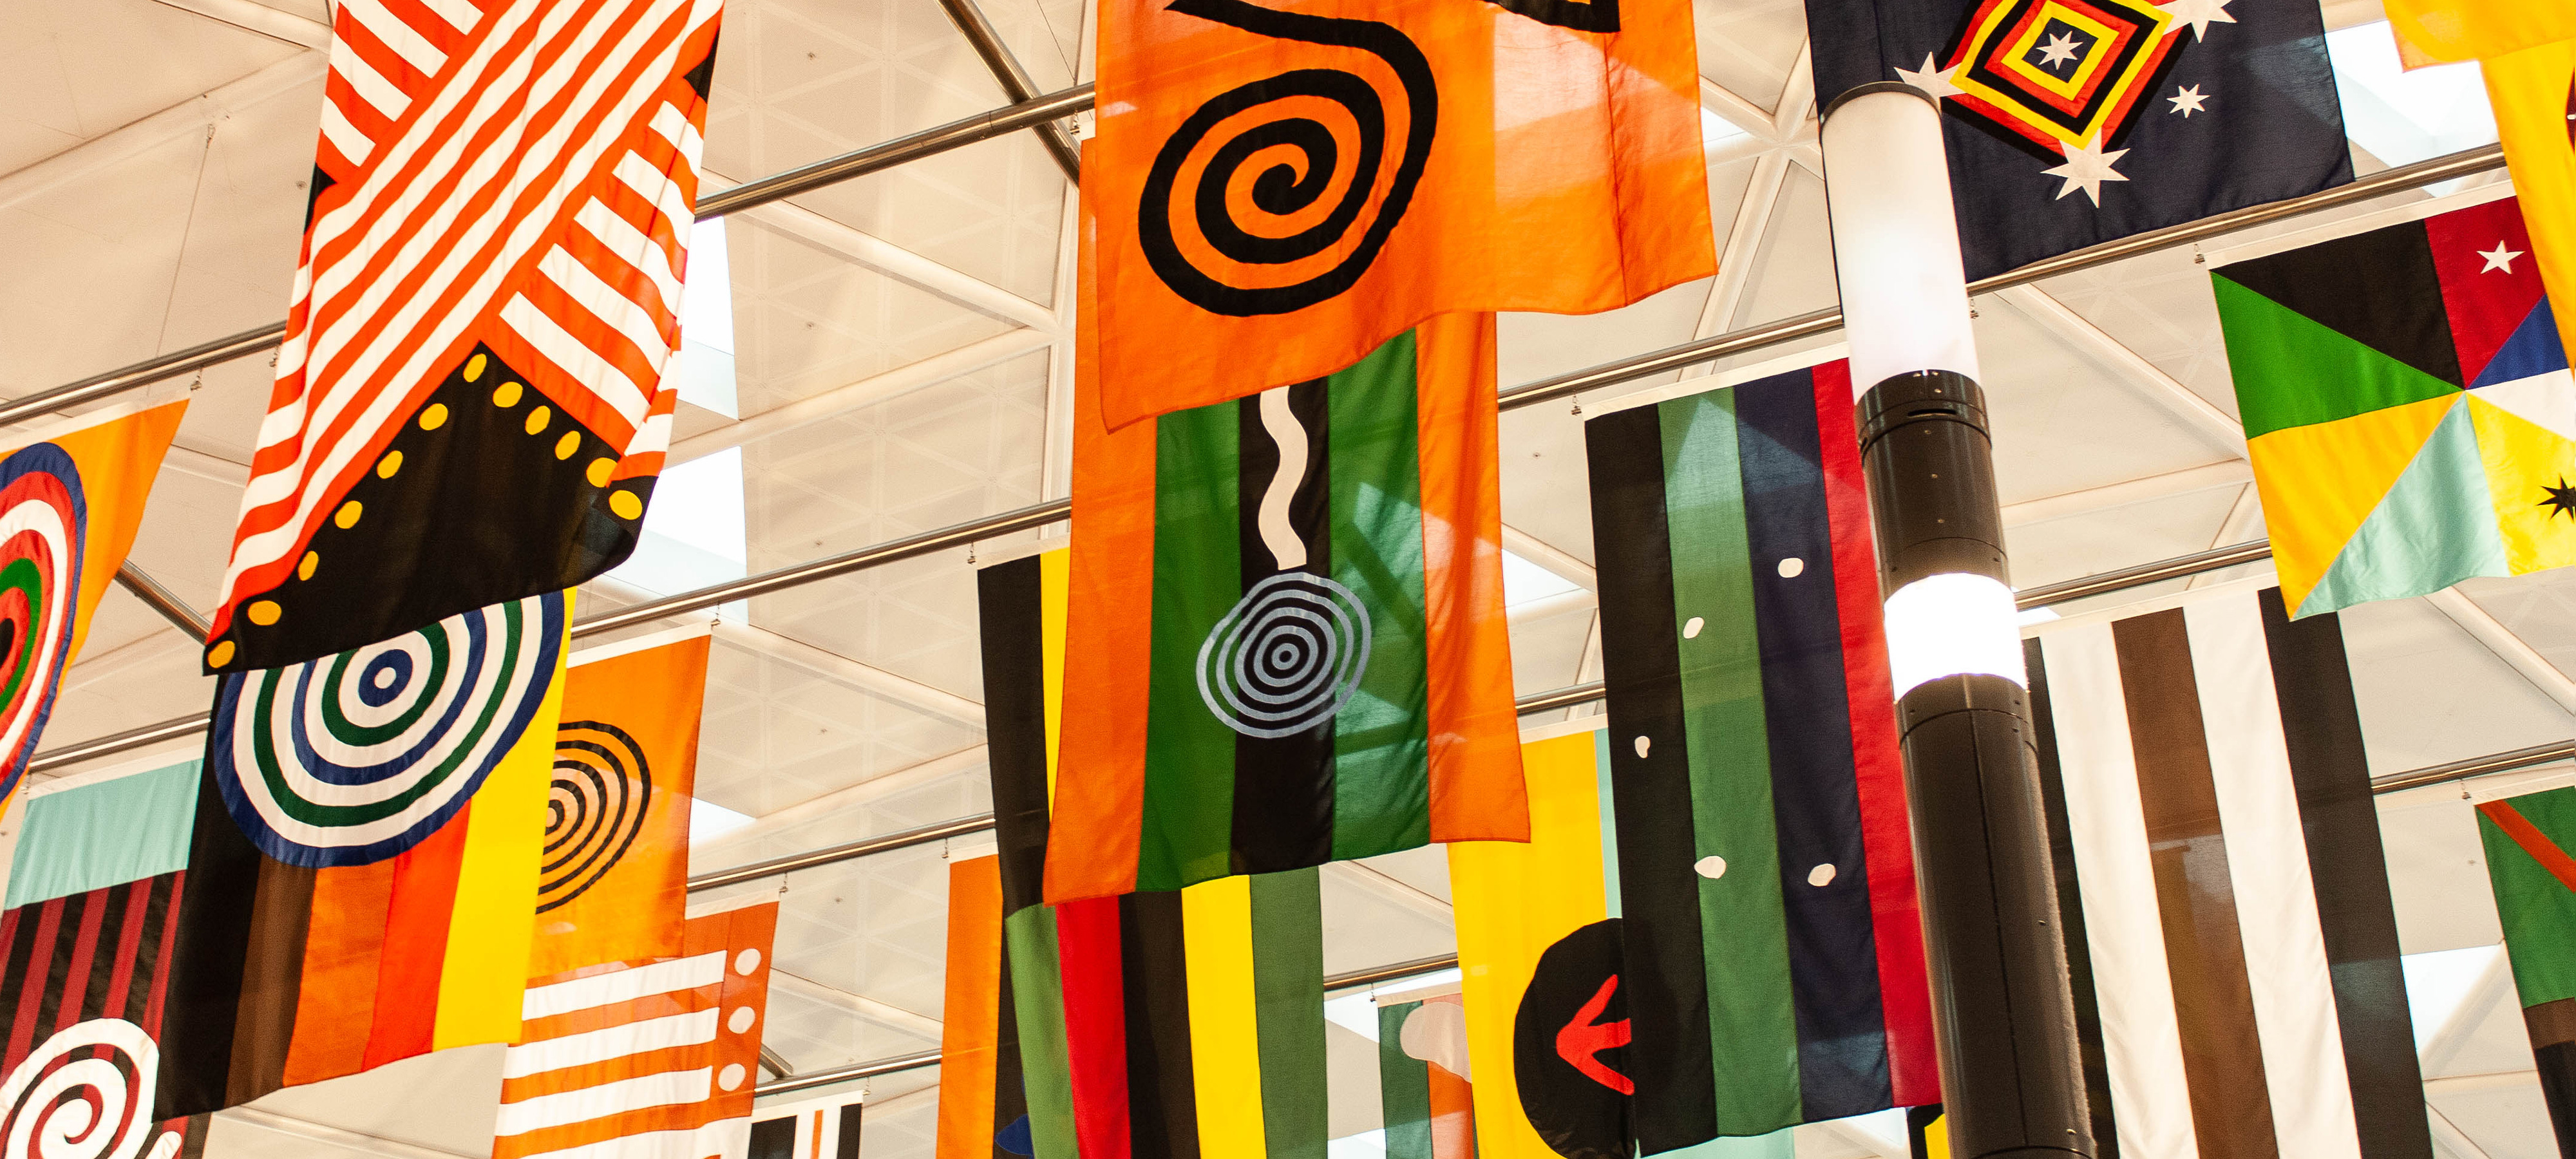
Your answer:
[0,395,187,809]
[2383,0,2576,62]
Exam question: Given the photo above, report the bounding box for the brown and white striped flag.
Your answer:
[493,903,778,1159]
[2023,583,2432,1159]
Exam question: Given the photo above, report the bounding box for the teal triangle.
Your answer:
[2297,398,2511,616]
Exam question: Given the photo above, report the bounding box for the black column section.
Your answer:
[1856,370,2093,1159]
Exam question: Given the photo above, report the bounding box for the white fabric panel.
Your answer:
[2183,596,2364,1159]
[524,951,726,1018]
[495,1067,713,1135]
[2040,624,2200,1159]
[514,1116,750,1159]
[502,1008,719,1079]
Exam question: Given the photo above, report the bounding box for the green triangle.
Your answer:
[2214,276,2462,440]
[2296,399,2510,616]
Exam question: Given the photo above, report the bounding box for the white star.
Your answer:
[1895,52,1967,100]
[2158,0,2237,40]
[2479,242,2524,273]
[2167,84,2210,117]
[2041,135,2131,206]
[2036,30,2086,67]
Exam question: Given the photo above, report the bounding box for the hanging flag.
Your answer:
[492,903,777,1159]
[2472,785,2576,1155]
[1580,359,1937,1149]
[155,601,569,1117]
[1083,0,1712,426]
[2475,38,2576,357]
[1907,1107,1946,1159]
[0,760,214,1159]
[752,1091,866,1159]
[933,853,1030,1159]
[531,628,713,977]
[1054,315,1527,902]
[2383,0,2576,62]
[2023,583,2431,1159]
[2211,194,2575,617]
[205,0,724,675]
[0,397,187,809]
[1377,988,1475,1159]
[1803,0,2352,281]
[971,549,1334,1159]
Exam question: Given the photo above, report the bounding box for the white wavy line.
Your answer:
[1255,387,1310,571]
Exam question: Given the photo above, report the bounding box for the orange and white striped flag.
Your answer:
[494,903,779,1159]
[207,0,724,675]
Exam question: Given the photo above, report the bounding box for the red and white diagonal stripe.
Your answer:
[495,905,776,1159]
[215,0,717,641]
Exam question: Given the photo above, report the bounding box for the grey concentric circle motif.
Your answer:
[1195,572,1372,738]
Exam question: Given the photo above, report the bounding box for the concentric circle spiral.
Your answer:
[1194,572,1372,738]
[540,721,653,912]
[0,1019,158,1159]
[0,443,85,804]
[1135,0,1436,317]
[210,591,568,868]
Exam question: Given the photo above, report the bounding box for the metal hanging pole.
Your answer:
[934,0,1084,180]
[1826,84,2091,1159]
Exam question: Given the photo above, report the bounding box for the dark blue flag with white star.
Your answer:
[1806,0,2353,281]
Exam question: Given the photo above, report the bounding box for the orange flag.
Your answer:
[0,396,187,806]
[1085,0,1714,428]
[528,627,714,977]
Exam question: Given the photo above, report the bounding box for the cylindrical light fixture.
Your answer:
[1824,84,2096,1159]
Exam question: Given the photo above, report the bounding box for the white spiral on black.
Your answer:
[1194,572,1372,738]
[0,1019,157,1159]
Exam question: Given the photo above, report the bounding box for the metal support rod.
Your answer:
[3,140,2496,463]
[688,813,998,892]
[935,0,1083,180]
[114,563,209,641]
[27,711,213,776]
[758,1045,797,1079]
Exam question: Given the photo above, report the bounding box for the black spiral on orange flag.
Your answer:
[540,721,654,913]
[1137,0,1437,317]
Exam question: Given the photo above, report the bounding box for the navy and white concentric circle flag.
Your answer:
[210,592,567,867]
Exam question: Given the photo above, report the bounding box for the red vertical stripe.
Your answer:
[53,885,109,1024]
[363,802,472,1067]
[8,898,64,1062]
[142,873,184,1037]
[104,878,153,1026]
[1810,359,1939,1107]
[1054,896,1134,1159]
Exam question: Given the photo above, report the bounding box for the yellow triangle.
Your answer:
[2251,393,2461,613]
[2468,393,2576,576]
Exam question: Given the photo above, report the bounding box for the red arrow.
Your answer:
[1556,974,1634,1095]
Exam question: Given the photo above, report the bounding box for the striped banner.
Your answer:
[0,760,214,1159]
[208,0,723,674]
[2470,786,2576,1150]
[750,1092,864,1159]
[2025,583,2432,1159]
[1582,361,1936,1148]
[1052,314,1528,901]
[493,903,777,1159]
[155,655,564,1118]
[960,550,1333,1159]
[1378,990,1475,1159]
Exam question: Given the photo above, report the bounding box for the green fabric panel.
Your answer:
[2480,787,2576,1008]
[1141,402,1242,891]
[1656,391,1801,1130]
[1376,999,1434,1159]
[1004,906,1083,1159]
[2293,400,2510,617]
[1327,330,1432,860]
[1251,867,1329,1159]
[5,760,202,909]
[2214,275,2461,440]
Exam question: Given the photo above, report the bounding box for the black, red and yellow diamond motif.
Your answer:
[1942,0,2181,155]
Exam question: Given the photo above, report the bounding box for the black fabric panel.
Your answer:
[978,557,1052,918]
[209,343,649,672]
[2533,1041,2576,1159]
[2258,589,2432,1159]
[77,881,136,1024]
[1120,891,1201,1159]
[2215,223,2462,386]
[0,895,45,1032]
[2023,639,2119,1158]
[154,766,264,1120]
[837,1101,866,1159]
[1231,381,1336,874]
[746,1114,797,1159]
[1734,371,1889,1118]
[30,888,84,1041]
[991,932,1030,1159]
[1584,403,1703,1154]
